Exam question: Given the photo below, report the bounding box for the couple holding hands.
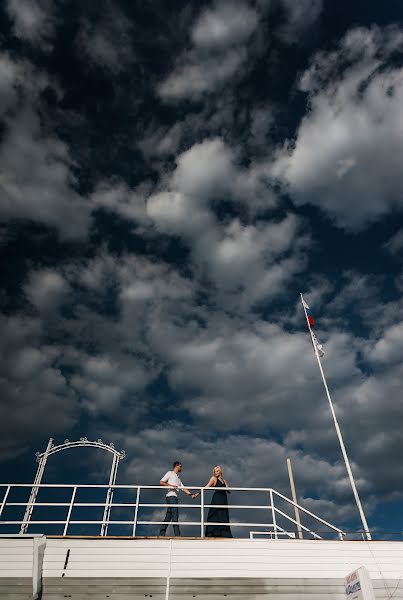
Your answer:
[159,461,232,538]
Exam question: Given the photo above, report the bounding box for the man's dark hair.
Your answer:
[173,461,181,468]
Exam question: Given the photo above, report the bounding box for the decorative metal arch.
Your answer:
[21,437,126,536]
[36,438,125,461]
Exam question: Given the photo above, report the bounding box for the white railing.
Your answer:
[0,484,345,540]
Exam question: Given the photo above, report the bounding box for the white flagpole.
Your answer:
[300,293,372,541]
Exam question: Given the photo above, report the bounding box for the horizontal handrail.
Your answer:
[274,507,321,540]
[0,484,285,491]
[0,482,346,539]
[272,489,344,535]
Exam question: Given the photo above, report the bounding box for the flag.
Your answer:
[301,294,325,357]
[312,331,325,358]
[301,296,315,327]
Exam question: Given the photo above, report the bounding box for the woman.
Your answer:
[203,466,233,538]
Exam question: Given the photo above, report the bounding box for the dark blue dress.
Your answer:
[205,479,233,538]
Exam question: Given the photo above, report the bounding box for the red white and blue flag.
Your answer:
[301,296,315,325]
[301,295,325,357]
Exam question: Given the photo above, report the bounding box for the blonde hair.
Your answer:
[213,465,223,477]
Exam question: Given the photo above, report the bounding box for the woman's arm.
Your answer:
[193,476,216,498]
[224,479,231,493]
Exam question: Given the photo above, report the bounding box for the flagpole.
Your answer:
[300,293,372,541]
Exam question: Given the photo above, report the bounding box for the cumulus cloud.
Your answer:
[5,0,56,48]
[91,182,150,225]
[192,1,258,49]
[159,0,325,101]
[0,107,92,239]
[0,55,92,239]
[24,269,70,312]
[159,0,259,100]
[159,47,247,100]
[274,25,403,230]
[147,138,307,307]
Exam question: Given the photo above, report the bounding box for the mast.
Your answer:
[300,294,371,541]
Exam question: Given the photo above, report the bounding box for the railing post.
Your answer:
[269,489,278,539]
[0,486,10,520]
[200,488,204,538]
[101,454,119,536]
[63,486,77,536]
[21,438,53,534]
[132,487,140,537]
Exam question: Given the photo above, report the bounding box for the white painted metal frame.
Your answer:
[0,483,345,540]
[19,438,125,536]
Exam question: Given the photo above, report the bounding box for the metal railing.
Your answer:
[0,484,345,539]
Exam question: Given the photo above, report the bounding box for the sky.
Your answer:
[1,0,403,538]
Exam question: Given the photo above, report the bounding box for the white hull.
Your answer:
[2,536,403,599]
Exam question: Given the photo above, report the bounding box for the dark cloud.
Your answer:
[75,2,134,73]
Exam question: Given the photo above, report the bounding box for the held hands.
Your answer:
[191,493,200,499]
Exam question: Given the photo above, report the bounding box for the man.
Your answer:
[159,461,197,536]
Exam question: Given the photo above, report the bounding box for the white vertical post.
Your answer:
[300,294,372,541]
[101,454,119,536]
[165,539,172,600]
[200,488,204,538]
[63,486,77,536]
[21,438,53,534]
[0,486,10,520]
[132,487,140,537]
[287,458,303,540]
[269,489,278,539]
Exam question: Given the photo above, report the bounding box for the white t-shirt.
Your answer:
[161,471,184,497]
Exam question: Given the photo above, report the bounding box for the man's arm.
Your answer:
[179,482,198,499]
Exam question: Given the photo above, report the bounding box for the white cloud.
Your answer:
[159,0,259,100]
[91,182,150,225]
[274,25,403,230]
[192,0,258,49]
[6,0,56,48]
[0,55,92,239]
[147,138,307,307]
[159,47,247,100]
[25,269,70,312]
[367,321,403,365]
[0,107,92,239]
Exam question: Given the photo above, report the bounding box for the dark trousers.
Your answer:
[160,496,180,536]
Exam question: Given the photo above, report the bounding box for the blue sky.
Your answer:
[1,0,403,537]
